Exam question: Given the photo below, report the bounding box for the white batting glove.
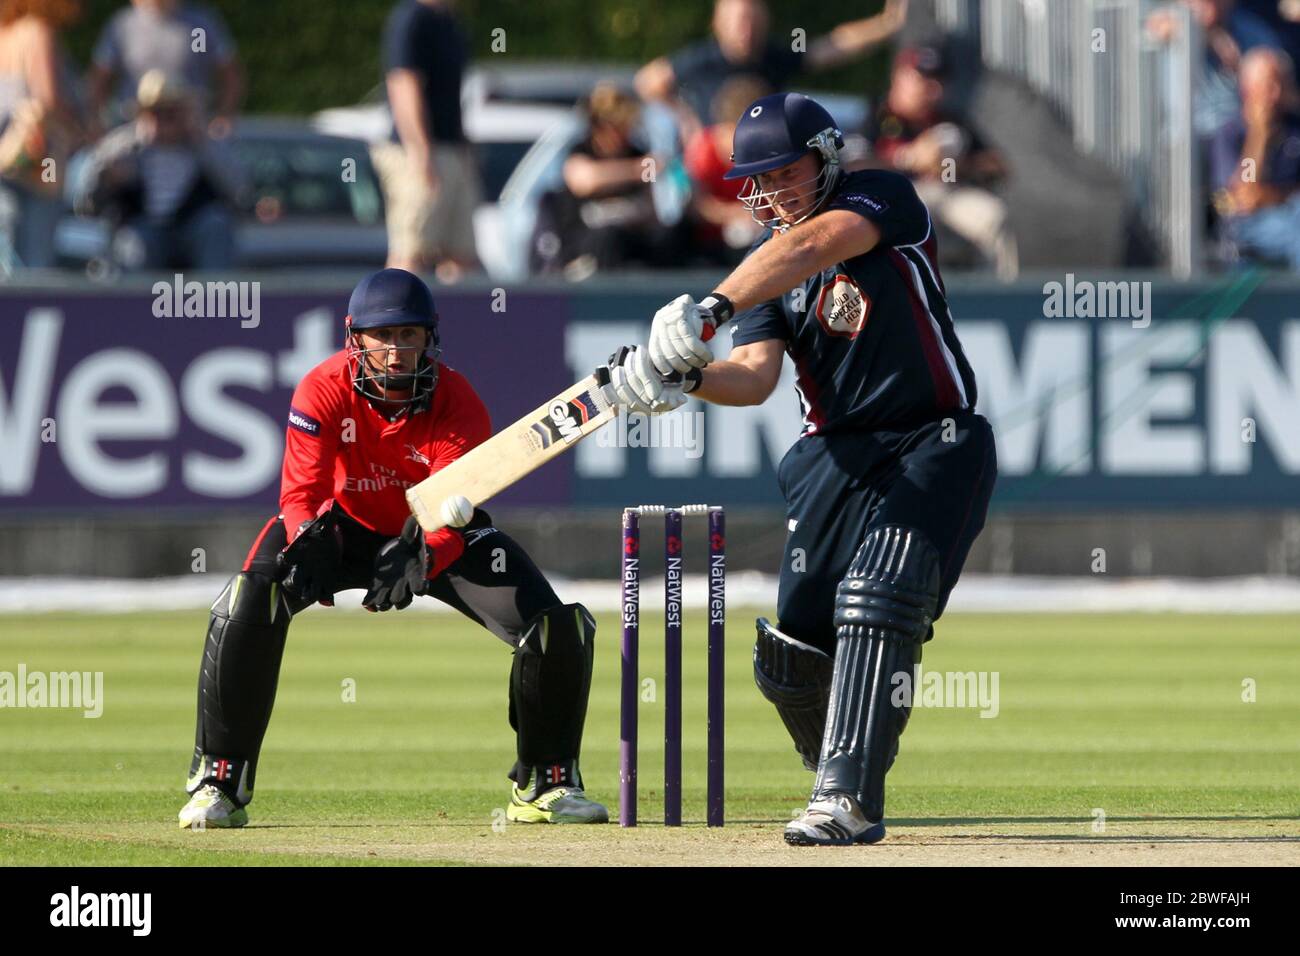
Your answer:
[607,345,686,416]
[648,293,734,375]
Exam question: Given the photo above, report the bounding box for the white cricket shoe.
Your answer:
[784,794,885,846]
[178,785,249,830]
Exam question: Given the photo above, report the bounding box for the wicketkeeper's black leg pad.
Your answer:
[813,525,940,820]
[753,617,833,771]
[508,603,596,794]
[188,572,294,804]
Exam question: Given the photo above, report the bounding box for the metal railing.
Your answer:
[934,0,1202,276]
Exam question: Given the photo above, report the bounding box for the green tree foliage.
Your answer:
[64,0,888,114]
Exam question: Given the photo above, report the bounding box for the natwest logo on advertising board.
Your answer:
[1,306,336,505]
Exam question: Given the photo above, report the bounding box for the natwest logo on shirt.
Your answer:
[815,274,871,338]
[841,192,888,214]
[287,406,321,436]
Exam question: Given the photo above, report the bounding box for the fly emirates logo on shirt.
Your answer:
[344,461,416,494]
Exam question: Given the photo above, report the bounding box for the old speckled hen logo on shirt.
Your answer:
[815,274,871,337]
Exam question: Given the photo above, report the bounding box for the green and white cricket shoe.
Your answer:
[506,785,609,824]
[784,794,885,846]
[178,785,248,830]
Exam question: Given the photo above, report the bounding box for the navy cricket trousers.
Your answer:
[774,410,997,655]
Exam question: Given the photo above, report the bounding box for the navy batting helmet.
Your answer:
[347,268,439,331]
[345,269,441,410]
[724,92,844,230]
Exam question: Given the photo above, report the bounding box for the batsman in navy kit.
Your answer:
[609,92,997,845]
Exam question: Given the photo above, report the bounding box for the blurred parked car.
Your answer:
[57,118,387,270]
[312,66,865,280]
[52,68,866,277]
[491,89,869,281]
[313,62,653,278]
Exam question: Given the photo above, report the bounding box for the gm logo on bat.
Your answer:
[548,399,582,443]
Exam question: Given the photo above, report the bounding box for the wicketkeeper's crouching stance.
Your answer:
[179,269,606,828]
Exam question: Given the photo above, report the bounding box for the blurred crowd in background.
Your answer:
[0,0,244,272]
[3,0,1300,279]
[1170,0,1300,270]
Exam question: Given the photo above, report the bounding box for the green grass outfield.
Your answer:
[1,610,1297,866]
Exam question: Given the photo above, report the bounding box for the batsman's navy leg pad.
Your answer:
[753,617,833,771]
[509,603,596,794]
[190,571,294,803]
[814,525,940,819]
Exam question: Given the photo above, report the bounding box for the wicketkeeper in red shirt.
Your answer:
[179,269,606,828]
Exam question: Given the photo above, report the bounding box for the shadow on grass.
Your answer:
[723,813,1298,825]
[715,814,1300,843]
[892,814,1300,826]
[894,835,1300,845]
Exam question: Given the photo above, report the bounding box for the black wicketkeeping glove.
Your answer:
[363,516,430,612]
[276,507,344,606]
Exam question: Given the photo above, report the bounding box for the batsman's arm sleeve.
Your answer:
[280,378,343,539]
[422,369,494,579]
[824,170,929,247]
[731,232,792,348]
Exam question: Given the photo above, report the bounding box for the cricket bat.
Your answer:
[406,366,617,533]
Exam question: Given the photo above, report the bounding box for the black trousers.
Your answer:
[243,508,560,641]
[189,507,572,801]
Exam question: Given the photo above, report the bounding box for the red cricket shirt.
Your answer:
[280,350,490,579]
